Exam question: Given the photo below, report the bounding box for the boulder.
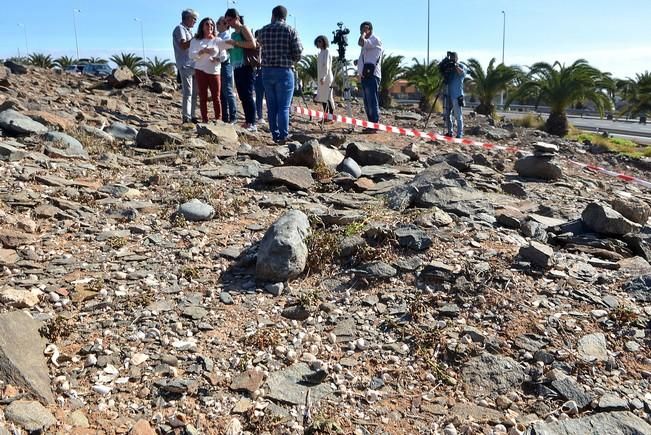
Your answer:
[108,66,135,88]
[514,156,563,180]
[610,197,651,224]
[135,127,183,149]
[104,122,138,141]
[622,274,651,303]
[0,109,48,135]
[4,401,56,432]
[259,166,314,191]
[286,139,344,169]
[346,141,408,166]
[461,353,526,399]
[624,228,651,262]
[581,202,641,236]
[196,122,239,147]
[256,210,311,282]
[3,60,27,75]
[43,131,88,158]
[0,311,55,404]
[528,411,651,435]
[177,199,215,222]
[519,241,554,268]
[0,66,11,85]
[151,81,171,94]
[337,157,362,178]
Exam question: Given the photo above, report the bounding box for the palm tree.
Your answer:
[404,58,444,111]
[465,58,520,116]
[296,54,318,92]
[54,56,75,68]
[27,53,54,68]
[89,57,108,64]
[109,52,145,75]
[507,59,612,136]
[145,57,174,77]
[617,72,651,121]
[379,54,405,108]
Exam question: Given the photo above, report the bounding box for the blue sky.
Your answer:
[1,0,649,78]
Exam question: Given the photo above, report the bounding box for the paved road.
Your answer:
[493,110,651,144]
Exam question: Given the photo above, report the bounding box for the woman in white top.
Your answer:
[314,35,335,121]
[190,18,228,122]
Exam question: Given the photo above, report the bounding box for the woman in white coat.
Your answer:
[314,35,335,121]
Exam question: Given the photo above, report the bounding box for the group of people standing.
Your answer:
[172,5,398,143]
[173,5,301,143]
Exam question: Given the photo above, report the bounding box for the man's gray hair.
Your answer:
[181,9,197,20]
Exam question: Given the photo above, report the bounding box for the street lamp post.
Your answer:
[499,10,506,108]
[134,18,146,61]
[73,9,81,61]
[288,13,297,30]
[18,23,28,56]
[427,0,430,65]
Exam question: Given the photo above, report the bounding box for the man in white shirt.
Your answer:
[173,9,198,123]
[357,21,382,132]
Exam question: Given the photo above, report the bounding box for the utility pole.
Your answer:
[500,10,506,108]
[427,0,430,65]
[134,18,146,60]
[18,23,28,56]
[73,9,81,61]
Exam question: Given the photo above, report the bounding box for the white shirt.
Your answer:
[189,37,228,74]
[357,34,383,79]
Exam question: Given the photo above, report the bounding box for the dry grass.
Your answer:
[511,113,545,130]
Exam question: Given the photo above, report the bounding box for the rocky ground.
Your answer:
[0,62,650,435]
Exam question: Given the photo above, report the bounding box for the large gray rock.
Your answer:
[624,228,651,262]
[286,140,344,169]
[461,353,526,399]
[4,401,57,432]
[104,122,138,141]
[0,109,48,135]
[623,274,651,303]
[259,166,314,191]
[386,162,461,211]
[196,122,239,147]
[394,225,432,251]
[135,127,183,149]
[346,141,408,166]
[514,156,563,180]
[0,311,55,404]
[527,411,651,435]
[581,202,641,236]
[0,66,10,84]
[107,66,134,88]
[576,332,608,363]
[0,141,28,161]
[256,210,311,282]
[3,60,27,75]
[177,199,215,222]
[44,131,89,158]
[80,124,115,143]
[338,157,362,178]
[200,161,261,178]
[265,363,334,406]
[610,197,651,225]
[519,241,555,268]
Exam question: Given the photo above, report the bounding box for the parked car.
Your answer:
[64,65,84,74]
[82,63,113,77]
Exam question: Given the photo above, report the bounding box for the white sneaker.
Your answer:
[246,125,258,132]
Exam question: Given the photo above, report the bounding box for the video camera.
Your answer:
[439,51,459,83]
[332,22,350,61]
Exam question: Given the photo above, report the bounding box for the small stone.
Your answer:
[4,401,57,432]
[599,394,629,411]
[67,410,90,428]
[519,241,554,268]
[282,305,310,321]
[130,419,156,435]
[337,157,362,178]
[177,199,215,222]
[577,333,608,363]
[230,369,264,393]
[265,282,284,296]
[220,292,234,305]
[131,353,149,366]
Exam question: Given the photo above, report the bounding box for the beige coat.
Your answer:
[315,48,333,103]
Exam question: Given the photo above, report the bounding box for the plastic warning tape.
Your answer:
[292,105,651,190]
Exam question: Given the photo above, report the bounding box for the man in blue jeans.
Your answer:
[357,21,382,133]
[257,5,303,144]
[216,16,237,123]
[440,51,467,138]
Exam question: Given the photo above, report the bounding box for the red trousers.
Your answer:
[195,69,222,122]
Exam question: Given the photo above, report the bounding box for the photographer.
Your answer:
[439,51,467,138]
[357,21,383,132]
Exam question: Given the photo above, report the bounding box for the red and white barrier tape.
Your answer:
[292,105,651,190]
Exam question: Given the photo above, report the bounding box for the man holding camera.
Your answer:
[357,21,382,132]
[439,51,467,138]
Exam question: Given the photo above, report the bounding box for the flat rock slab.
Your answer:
[576,332,608,362]
[582,202,641,236]
[4,401,57,432]
[528,411,651,435]
[230,369,264,393]
[450,403,504,424]
[0,109,48,135]
[461,353,526,399]
[135,127,183,149]
[200,161,261,178]
[104,122,138,141]
[265,363,334,406]
[196,122,239,147]
[0,312,55,404]
[259,166,314,191]
[0,228,35,248]
[623,274,651,303]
